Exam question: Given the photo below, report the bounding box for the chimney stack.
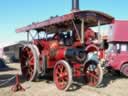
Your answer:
[72,0,80,12]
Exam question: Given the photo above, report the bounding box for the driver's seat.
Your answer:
[64,32,73,46]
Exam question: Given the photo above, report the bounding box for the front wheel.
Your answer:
[84,60,103,87]
[53,60,72,91]
[120,63,128,77]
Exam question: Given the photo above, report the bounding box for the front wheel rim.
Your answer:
[54,60,72,91]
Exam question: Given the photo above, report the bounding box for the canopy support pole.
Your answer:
[81,18,84,44]
[27,31,29,43]
[98,20,101,43]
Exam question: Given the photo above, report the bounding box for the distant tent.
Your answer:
[0,58,7,70]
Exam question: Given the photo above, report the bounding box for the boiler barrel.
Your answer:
[54,48,87,63]
[65,48,87,63]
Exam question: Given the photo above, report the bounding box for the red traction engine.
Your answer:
[16,1,114,91]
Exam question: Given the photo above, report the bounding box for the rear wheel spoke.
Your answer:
[20,45,39,81]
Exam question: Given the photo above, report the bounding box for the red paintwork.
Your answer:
[55,48,66,60]
[73,63,82,77]
[47,60,56,69]
[107,51,128,70]
[99,49,105,59]
[85,28,96,45]
[34,39,67,68]
[33,31,98,69]
[109,20,128,42]
[107,20,128,71]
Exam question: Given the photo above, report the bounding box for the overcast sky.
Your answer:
[0,0,128,43]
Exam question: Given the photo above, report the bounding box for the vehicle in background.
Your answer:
[3,41,27,63]
[106,20,128,77]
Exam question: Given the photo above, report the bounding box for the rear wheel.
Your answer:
[20,44,39,81]
[54,60,72,91]
[84,60,103,87]
[120,63,128,77]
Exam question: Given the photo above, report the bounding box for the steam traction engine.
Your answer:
[16,0,114,90]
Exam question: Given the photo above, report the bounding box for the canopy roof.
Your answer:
[109,20,128,42]
[16,10,114,33]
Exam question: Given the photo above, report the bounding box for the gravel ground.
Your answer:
[0,63,128,96]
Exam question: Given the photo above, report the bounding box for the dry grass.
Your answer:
[0,63,128,96]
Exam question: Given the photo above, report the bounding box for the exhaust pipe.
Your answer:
[71,0,80,12]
